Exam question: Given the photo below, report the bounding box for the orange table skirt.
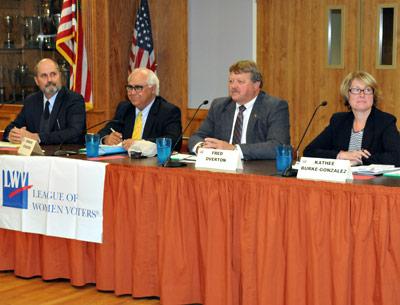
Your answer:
[1,164,399,305]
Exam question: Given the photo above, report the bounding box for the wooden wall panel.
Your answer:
[83,0,138,130]
[361,0,400,122]
[258,0,359,154]
[150,0,188,124]
[184,109,207,138]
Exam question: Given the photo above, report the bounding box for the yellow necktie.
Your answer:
[131,111,143,140]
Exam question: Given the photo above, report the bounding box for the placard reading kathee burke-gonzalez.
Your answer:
[297,157,352,182]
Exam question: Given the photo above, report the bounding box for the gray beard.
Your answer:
[44,84,60,96]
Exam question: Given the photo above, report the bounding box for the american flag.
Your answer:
[129,0,156,73]
[56,0,93,110]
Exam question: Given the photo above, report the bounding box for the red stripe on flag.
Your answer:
[56,0,92,107]
[128,0,156,74]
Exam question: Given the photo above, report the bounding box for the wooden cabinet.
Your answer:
[0,104,20,131]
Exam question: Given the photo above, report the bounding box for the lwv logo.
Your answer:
[2,170,32,209]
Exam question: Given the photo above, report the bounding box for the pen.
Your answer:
[110,128,122,139]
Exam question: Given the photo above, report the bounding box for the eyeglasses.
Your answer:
[125,84,146,92]
[349,87,374,95]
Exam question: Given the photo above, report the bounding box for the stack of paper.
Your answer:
[351,164,399,176]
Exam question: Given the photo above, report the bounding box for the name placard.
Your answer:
[18,137,44,156]
[297,157,352,182]
[195,148,243,171]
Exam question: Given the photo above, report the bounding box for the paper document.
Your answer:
[0,141,20,148]
[351,164,399,176]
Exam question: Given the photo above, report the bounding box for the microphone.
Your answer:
[282,100,328,177]
[163,100,209,167]
[53,119,121,156]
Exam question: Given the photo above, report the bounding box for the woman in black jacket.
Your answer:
[303,71,400,166]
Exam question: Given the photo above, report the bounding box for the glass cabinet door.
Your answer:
[0,0,67,104]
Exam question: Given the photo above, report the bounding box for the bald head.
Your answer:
[34,58,60,76]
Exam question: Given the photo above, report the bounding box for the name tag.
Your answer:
[195,148,243,171]
[297,157,352,182]
[18,137,44,156]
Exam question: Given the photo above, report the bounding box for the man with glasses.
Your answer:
[304,71,400,166]
[98,67,182,150]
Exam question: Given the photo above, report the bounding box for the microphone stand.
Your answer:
[282,100,328,177]
[163,100,209,167]
[53,119,121,156]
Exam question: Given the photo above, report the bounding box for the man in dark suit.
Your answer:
[3,58,86,144]
[188,60,290,160]
[98,67,182,150]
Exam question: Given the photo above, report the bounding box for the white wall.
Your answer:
[188,0,256,108]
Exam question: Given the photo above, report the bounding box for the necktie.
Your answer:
[43,100,50,120]
[232,105,246,145]
[131,111,143,140]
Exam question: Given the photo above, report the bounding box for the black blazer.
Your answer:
[98,96,182,150]
[303,107,400,166]
[3,87,86,144]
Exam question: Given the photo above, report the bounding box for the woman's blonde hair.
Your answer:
[339,71,380,109]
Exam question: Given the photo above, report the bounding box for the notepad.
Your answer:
[0,141,20,148]
[383,170,400,178]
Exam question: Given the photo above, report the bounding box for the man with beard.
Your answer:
[188,60,290,160]
[3,58,86,144]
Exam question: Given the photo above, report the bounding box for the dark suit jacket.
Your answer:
[303,107,400,166]
[98,96,182,150]
[3,87,86,144]
[188,91,290,160]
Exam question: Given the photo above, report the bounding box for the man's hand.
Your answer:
[122,139,135,151]
[8,127,22,143]
[104,131,123,145]
[203,137,235,150]
[8,127,39,144]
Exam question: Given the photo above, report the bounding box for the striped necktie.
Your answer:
[232,105,246,144]
[131,111,143,140]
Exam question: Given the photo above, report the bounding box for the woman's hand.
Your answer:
[337,149,371,165]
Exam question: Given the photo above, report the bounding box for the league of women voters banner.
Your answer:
[0,155,106,243]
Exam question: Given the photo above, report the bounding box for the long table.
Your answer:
[0,153,399,305]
